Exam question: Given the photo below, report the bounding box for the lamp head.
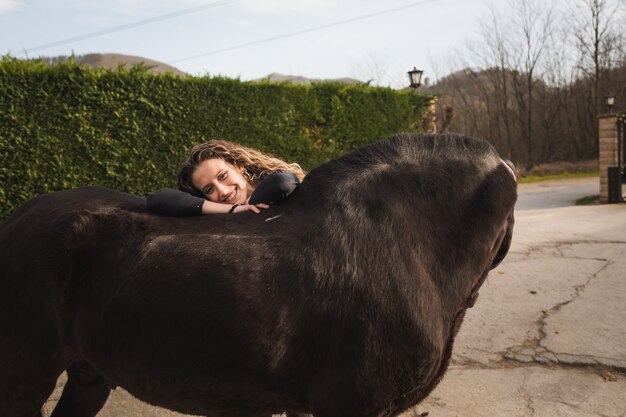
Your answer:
[408,67,424,89]
[605,93,616,109]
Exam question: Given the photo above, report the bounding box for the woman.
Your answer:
[147,140,305,216]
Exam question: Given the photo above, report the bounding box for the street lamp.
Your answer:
[408,67,424,89]
[604,93,616,111]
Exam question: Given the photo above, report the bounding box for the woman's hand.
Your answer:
[232,203,270,214]
[201,200,269,215]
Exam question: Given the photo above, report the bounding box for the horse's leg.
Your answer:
[0,311,66,417]
[50,362,110,417]
[0,380,58,417]
[0,366,59,417]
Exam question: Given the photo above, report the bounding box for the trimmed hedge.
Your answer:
[0,57,433,220]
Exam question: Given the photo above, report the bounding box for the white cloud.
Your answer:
[60,0,212,18]
[0,0,21,14]
[239,0,339,14]
[234,19,254,27]
[111,0,209,11]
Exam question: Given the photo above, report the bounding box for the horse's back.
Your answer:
[1,186,146,235]
[1,186,144,288]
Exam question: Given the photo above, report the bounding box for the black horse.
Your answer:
[0,133,516,417]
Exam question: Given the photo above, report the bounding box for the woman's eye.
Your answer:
[219,172,227,181]
[204,187,213,195]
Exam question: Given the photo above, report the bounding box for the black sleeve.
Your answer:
[146,188,205,217]
[248,171,300,205]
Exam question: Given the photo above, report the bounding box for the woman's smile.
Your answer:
[223,187,239,204]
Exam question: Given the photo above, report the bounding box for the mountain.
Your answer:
[254,72,362,85]
[38,55,362,84]
[41,53,186,76]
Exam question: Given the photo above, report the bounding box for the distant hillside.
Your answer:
[254,72,362,85]
[41,53,186,76]
[37,56,364,84]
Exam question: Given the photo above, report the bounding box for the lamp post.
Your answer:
[407,67,423,89]
[605,93,616,112]
[407,67,435,132]
[602,92,623,203]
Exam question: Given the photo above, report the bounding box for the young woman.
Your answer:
[147,140,305,216]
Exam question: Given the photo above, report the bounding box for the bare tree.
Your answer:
[350,52,391,86]
[464,0,556,167]
[472,6,518,160]
[571,0,623,108]
[535,24,575,161]
[429,0,626,167]
[508,0,555,166]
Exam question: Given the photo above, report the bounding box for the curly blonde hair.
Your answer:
[178,139,306,197]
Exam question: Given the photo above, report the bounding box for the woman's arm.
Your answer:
[146,171,298,216]
[146,188,268,216]
[248,171,300,205]
[146,188,205,216]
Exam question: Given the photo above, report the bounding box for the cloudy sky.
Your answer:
[0,0,490,86]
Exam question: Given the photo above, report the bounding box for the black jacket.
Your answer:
[146,171,300,216]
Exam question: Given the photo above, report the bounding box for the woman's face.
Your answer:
[191,158,249,205]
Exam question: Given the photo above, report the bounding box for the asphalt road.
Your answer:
[515,176,599,211]
[44,176,626,417]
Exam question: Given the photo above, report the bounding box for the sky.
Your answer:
[0,0,491,87]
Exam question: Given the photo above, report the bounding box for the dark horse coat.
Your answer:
[0,133,516,417]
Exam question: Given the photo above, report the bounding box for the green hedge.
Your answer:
[0,57,433,221]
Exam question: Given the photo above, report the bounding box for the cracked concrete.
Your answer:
[451,246,606,367]
[542,243,626,370]
[499,241,626,371]
[410,366,626,417]
[500,241,621,369]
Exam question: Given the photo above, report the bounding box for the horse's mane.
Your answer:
[330,132,494,165]
[299,133,502,205]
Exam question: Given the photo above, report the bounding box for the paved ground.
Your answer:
[45,177,626,417]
